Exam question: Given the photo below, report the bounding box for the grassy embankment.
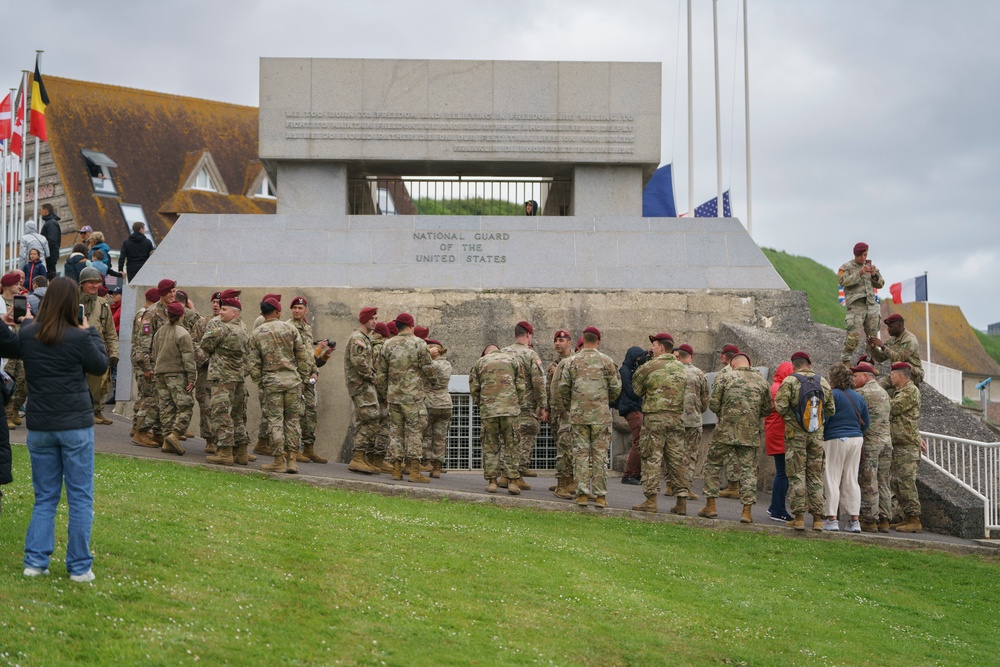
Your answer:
[761,247,845,329]
[2,448,998,666]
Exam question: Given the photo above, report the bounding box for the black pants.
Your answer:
[45,257,58,280]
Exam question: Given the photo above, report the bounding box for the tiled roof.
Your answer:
[44,76,273,250]
[881,302,1000,376]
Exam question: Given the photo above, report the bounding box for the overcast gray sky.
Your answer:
[5,1,998,328]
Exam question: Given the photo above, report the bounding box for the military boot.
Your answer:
[787,514,805,530]
[670,497,687,516]
[594,497,608,509]
[688,490,699,500]
[391,461,403,481]
[132,430,159,448]
[566,480,577,496]
[206,446,234,466]
[151,433,165,446]
[163,432,185,455]
[234,444,250,465]
[295,449,310,463]
[129,424,138,438]
[348,449,378,474]
[285,451,298,474]
[497,476,509,489]
[515,478,531,491]
[204,437,217,454]
[662,485,673,497]
[878,518,891,533]
[719,481,740,498]
[507,478,522,495]
[408,458,430,483]
[632,496,658,513]
[811,514,824,531]
[431,461,442,478]
[419,460,433,472]
[261,455,286,472]
[698,498,718,518]
[372,454,394,474]
[894,515,923,533]
[252,437,271,456]
[740,504,754,524]
[575,494,589,506]
[303,443,328,464]
[522,468,538,478]
[860,519,879,533]
[486,479,498,493]
[183,431,195,440]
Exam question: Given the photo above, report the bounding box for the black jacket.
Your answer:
[118,231,154,280]
[617,346,647,417]
[18,323,108,431]
[64,253,88,282]
[40,213,62,262]
[0,321,20,485]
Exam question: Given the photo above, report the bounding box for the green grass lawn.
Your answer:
[974,330,1000,367]
[763,248,846,329]
[2,447,997,666]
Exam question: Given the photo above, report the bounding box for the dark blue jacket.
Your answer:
[0,321,19,485]
[823,388,870,440]
[617,346,647,417]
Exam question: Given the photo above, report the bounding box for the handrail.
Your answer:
[921,430,999,536]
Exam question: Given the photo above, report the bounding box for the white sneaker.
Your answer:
[23,567,50,577]
[847,520,862,533]
[821,519,840,531]
[69,569,95,583]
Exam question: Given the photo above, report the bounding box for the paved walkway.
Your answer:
[40,413,995,557]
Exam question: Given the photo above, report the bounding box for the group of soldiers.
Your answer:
[130,280,334,473]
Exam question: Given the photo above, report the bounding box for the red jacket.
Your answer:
[764,361,794,456]
[111,300,122,335]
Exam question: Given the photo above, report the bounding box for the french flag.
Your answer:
[888,275,928,304]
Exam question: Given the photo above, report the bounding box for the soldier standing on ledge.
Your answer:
[869,313,924,386]
[838,242,885,363]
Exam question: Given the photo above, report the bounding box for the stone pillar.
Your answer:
[572,165,644,217]
[276,162,348,215]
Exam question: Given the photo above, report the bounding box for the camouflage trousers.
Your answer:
[785,430,826,515]
[481,415,518,481]
[703,442,759,505]
[842,302,881,362]
[553,412,574,480]
[684,426,703,489]
[133,371,156,432]
[375,403,389,457]
[571,422,611,498]
[155,373,194,436]
[639,412,689,498]
[257,387,268,441]
[423,407,451,463]
[301,382,317,447]
[209,380,249,450]
[7,358,27,412]
[351,398,381,455]
[262,385,303,455]
[890,443,921,517]
[195,365,213,439]
[387,402,427,463]
[515,411,540,472]
[87,370,109,415]
[859,435,892,521]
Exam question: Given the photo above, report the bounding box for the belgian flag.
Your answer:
[29,55,49,142]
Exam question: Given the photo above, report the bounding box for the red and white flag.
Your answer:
[0,93,11,141]
[9,95,24,157]
[4,152,19,193]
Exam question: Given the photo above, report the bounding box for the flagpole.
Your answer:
[31,51,43,227]
[742,0,752,235]
[5,87,13,272]
[687,0,694,217]
[1,133,6,272]
[712,0,723,216]
[925,271,931,365]
[18,71,28,263]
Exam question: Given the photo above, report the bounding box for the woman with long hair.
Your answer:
[19,277,108,582]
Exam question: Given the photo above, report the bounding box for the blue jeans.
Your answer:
[768,453,791,519]
[24,428,95,576]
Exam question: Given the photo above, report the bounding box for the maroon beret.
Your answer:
[291,296,307,308]
[211,291,222,301]
[1,273,20,288]
[373,322,390,338]
[426,339,442,347]
[648,332,673,345]
[575,337,584,351]
[386,321,398,336]
[517,320,534,335]
[395,312,415,328]
[851,362,876,374]
[732,351,751,365]
[790,351,811,363]
[157,279,177,296]
[853,242,869,256]
[677,343,695,356]
[583,326,601,340]
[220,296,242,310]
[263,293,281,302]
[144,288,161,302]
[262,297,281,313]
[219,289,241,299]
[414,326,429,340]
[97,285,109,297]
[554,330,571,341]
[891,362,911,371]
[884,313,903,325]
[359,306,377,324]
[721,344,740,355]
[167,301,185,317]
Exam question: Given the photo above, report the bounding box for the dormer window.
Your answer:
[193,167,216,192]
[81,149,118,195]
[253,176,275,199]
[181,152,228,195]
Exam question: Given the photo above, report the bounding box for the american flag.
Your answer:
[694,190,732,217]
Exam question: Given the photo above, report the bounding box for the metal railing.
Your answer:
[923,361,963,403]
[348,177,572,216]
[921,430,1000,536]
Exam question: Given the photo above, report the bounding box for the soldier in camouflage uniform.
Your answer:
[774,351,835,530]
[715,344,747,499]
[371,321,392,469]
[630,333,689,515]
[2,273,26,429]
[132,279,180,447]
[557,327,621,508]
[188,291,219,453]
[838,242,885,363]
[251,293,282,457]
[247,296,314,474]
[287,296,327,464]
[79,267,118,426]
[200,291,251,466]
[376,313,436,483]
[423,339,453,478]
[152,301,196,455]
[888,362,923,533]
[344,307,381,474]
[869,313,924,386]
[700,352,773,523]
[130,288,161,441]
[547,330,575,498]
[470,344,526,493]
[677,344,709,500]
[503,321,548,479]
[851,362,892,532]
